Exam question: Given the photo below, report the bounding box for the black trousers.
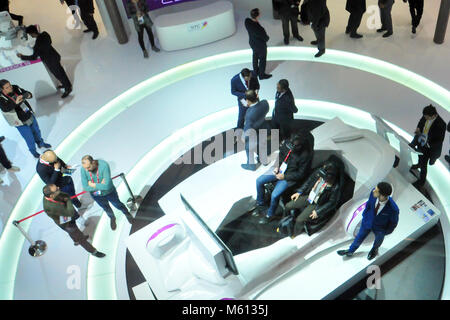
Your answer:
[271,117,292,142]
[44,59,72,90]
[346,11,364,34]
[0,144,12,169]
[312,26,326,51]
[379,3,394,33]
[80,9,98,32]
[407,0,424,27]
[59,219,96,254]
[137,24,155,51]
[281,14,300,41]
[252,47,267,77]
[410,134,430,185]
[237,104,248,129]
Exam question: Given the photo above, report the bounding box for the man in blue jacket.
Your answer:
[337,182,399,260]
[230,68,260,130]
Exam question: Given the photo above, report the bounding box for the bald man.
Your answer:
[37,150,82,208]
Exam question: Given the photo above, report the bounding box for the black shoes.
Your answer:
[258,214,276,225]
[83,29,93,33]
[143,50,149,58]
[32,152,40,159]
[337,249,354,257]
[410,164,420,170]
[92,31,99,39]
[284,39,289,45]
[377,28,387,33]
[310,40,318,45]
[382,31,393,38]
[152,45,160,52]
[93,251,106,258]
[259,73,272,80]
[61,87,72,99]
[412,26,416,34]
[252,205,268,217]
[315,50,325,58]
[110,218,117,231]
[350,33,363,39]
[39,142,52,148]
[345,27,350,34]
[367,249,378,260]
[241,163,257,171]
[295,35,304,42]
[0,136,4,143]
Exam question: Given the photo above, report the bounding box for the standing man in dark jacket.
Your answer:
[306,0,330,58]
[276,0,303,45]
[231,68,260,130]
[255,132,313,224]
[245,8,272,80]
[0,80,51,158]
[241,90,270,171]
[37,150,82,208]
[43,184,105,257]
[345,0,366,38]
[377,0,395,38]
[0,136,20,185]
[285,162,341,235]
[18,26,72,98]
[409,105,446,188]
[403,0,423,34]
[272,79,298,143]
[78,0,99,39]
[338,182,399,260]
[445,120,450,166]
[0,0,23,25]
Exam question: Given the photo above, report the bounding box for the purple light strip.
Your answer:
[346,202,367,232]
[146,223,178,247]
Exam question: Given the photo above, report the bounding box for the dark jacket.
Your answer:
[231,71,260,107]
[417,115,446,164]
[43,191,75,226]
[297,167,341,217]
[273,89,298,122]
[361,189,399,234]
[0,85,33,123]
[78,0,95,13]
[278,141,313,188]
[306,0,330,29]
[379,0,395,6]
[346,0,366,13]
[244,100,270,133]
[275,0,300,17]
[245,18,270,51]
[20,32,61,65]
[0,0,9,11]
[36,157,68,187]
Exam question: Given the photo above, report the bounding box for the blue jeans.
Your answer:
[60,176,82,208]
[16,116,44,155]
[256,172,289,217]
[349,226,386,253]
[91,188,129,219]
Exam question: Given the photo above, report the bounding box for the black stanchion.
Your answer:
[12,220,47,257]
[119,173,143,212]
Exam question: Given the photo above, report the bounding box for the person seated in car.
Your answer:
[284,162,341,236]
[255,131,313,225]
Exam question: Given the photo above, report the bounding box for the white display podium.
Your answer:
[154,0,236,51]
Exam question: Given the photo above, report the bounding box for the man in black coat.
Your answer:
[345,0,366,38]
[305,0,330,58]
[241,90,270,171]
[255,131,313,224]
[18,26,72,99]
[0,0,23,25]
[245,8,272,80]
[37,150,82,208]
[445,120,450,166]
[276,0,303,45]
[271,79,298,142]
[230,68,260,130]
[409,105,446,188]
[377,0,395,38]
[78,0,99,39]
[403,0,423,34]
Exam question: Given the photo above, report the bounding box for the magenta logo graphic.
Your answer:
[188,21,208,32]
[202,21,208,29]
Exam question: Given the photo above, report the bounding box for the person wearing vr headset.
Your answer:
[283,160,341,236]
[338,182,399,260]
[255,131,313,224]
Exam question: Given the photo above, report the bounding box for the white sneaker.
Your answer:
[7,166,20,172]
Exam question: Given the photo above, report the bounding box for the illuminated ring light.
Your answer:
[0,47,448,300]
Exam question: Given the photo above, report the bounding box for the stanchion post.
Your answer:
[12,220,47,257]
[119,173,143,212]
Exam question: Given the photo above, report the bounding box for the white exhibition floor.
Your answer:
[0,0,449,299]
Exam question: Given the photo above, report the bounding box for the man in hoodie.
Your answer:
[81,155,133,230]
[18,26,72,98]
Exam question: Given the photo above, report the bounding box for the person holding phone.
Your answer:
[0,80,51,158]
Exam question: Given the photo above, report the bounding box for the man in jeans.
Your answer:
[0,80,51,158]
[81,155,133,230]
